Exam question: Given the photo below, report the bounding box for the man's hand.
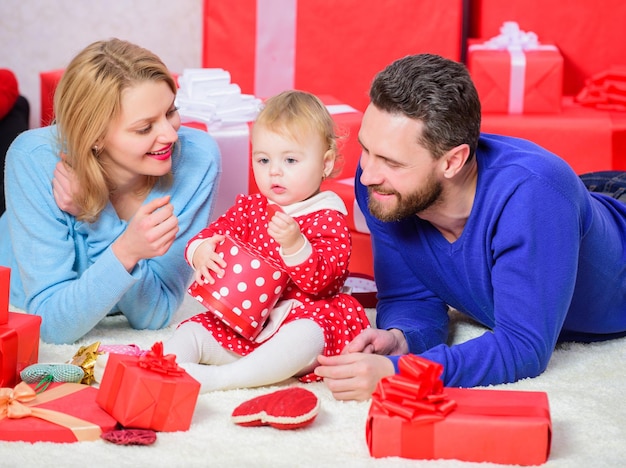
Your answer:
[314,328,409,401]
[315,353,395,401]
[341,328,409,355]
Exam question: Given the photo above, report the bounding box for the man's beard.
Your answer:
[367,174,443,222]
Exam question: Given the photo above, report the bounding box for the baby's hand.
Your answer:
[267,211,304,255]
[192,234,227,284]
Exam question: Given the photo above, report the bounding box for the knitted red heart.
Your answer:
[231,387,320,430]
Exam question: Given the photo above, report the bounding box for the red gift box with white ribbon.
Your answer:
[468,22,563,114]
[202,0,464,112]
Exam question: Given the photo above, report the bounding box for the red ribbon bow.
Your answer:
[137,342,184,375]
[371,355,456,423]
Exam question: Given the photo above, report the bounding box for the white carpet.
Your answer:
[2,296,625,468]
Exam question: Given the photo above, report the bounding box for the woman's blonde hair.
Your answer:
[54,38,177,222]
[254,90,344,178]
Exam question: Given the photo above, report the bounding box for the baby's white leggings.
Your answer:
[163,319,325,392]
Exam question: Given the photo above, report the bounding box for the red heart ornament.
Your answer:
[231,387,320,430]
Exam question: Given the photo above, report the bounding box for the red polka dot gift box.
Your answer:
[188,235,289,341]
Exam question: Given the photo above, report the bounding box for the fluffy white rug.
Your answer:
[2,296,625,468]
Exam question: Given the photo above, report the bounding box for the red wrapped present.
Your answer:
[468,22,563,114]
[0,382,117,442]
[470,0,626,96]
[481,97,626,174]
[202,0,464,112]
[188,235,289,341]
[320,177,373,277]
[366,355,551,465]
[575,67,626,112]
[1,267,41,387]
[96,342,200,432]
[39,69,64,127]
[0,267,8,321]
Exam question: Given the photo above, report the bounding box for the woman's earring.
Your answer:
[92,145,99,155]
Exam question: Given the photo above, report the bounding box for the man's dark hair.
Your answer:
[369,54,481,160]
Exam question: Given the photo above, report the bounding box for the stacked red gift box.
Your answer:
[0,266,40,388]
[467,1,626,174]
[200,0,466,279]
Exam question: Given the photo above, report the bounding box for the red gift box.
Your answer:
[321,177,374,277]
[470,0,626,96]
[96,343,200,432]
[202,0,464,112]
[0,266,8,321]
[39,69,64,127]
[0,382,117,442]
[467,24,563,114]
[366,356,551,465]
[1,267,41,387]
[481,97,626,174]
[188,235,289,341]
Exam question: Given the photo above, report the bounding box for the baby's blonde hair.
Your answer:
[54,38,177,222]
[254,90,343,178]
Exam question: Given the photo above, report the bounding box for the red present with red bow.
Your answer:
[1,266,41,387]
[366,355,552,465]
[0,382,117,442]
[96,342,201,432]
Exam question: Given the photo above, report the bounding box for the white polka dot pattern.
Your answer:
[188,235,288,340]
[183,193,371,383]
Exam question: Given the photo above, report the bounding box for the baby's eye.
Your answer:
[286,157,297,164]
[257,157,269,165]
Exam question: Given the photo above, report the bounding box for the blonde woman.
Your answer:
[0,38,221,344]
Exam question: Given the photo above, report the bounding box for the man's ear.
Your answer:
[441,144,471,178]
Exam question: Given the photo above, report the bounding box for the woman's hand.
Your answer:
[112,195,179,271]
[52,160,82,217]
